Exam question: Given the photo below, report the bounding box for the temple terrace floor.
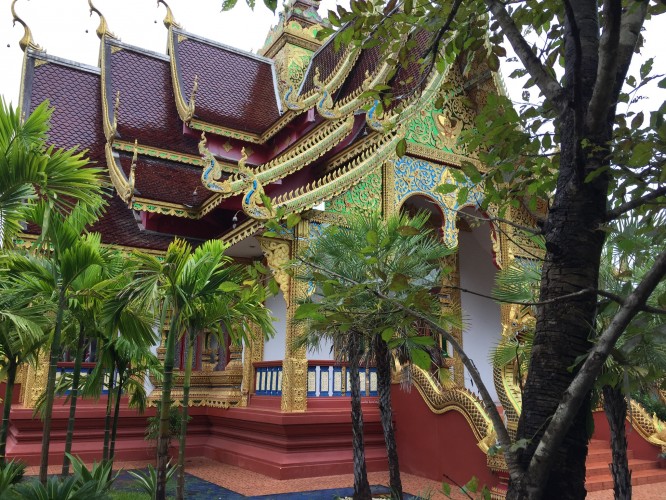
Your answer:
[26,458,663,499]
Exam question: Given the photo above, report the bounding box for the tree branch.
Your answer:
[484,0,564,105]
[604,185,666,221]
[438,285,596,307]
[524,247,666,494]
[456,208,543,235]
[586,0,622,134]
[610,1,649,107]
[596,289,666,315]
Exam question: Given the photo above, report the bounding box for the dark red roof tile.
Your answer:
[26,56,182,251]
[173,30,281,134]
[386,30,434,111]
[117,152,214,207]
[29,59,104,153]
[334,44,382,103]
[107,42,199,156]
[300,34,348,95]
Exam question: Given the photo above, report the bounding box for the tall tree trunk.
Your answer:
[0,361,18,466]
[102,367,115,462]
[374,337,402,499]
[176,332,195,500]
[109,374,124,462]
[156,310,181,500]
[39,290,66,484]
[62,326,85,476]
[603,385,631,500]
[507,3,610,498]
[349,331,372,500]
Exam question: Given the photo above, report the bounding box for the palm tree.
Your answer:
[5,201,105,484]
[0,98,103,247]
[175,243,274,499]
[123,238,271,500]
[295,212,453,499]
[0,272,51,465]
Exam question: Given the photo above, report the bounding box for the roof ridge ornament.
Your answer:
[127,139,138,208]
[11,0,42,52]
[187,75,198,121]
[157,0,181,29]
[88,0,118,40]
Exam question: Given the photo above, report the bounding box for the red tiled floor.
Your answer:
[26,458,664,499]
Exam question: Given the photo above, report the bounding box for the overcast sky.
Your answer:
[0,1,663,112]
[0,0,341,105]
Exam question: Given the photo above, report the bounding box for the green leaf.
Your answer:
[396,138,407,157]
[410,335,435,346]
[411,348,430,369]
[268,278,279,296]
[366,229,378,245]
[436,184,458,195]
[286,213,301,229]
[456,186,469,206]
[463,476,479,493]
[442,482,452,497]
[294,302,321,320]
[219,281,241,292]
[487,53,500,72]
[396,225,420,236]
[221,0,238,11]
[381,327,395,342]
[262,0,277,12]
[389,273,410,292]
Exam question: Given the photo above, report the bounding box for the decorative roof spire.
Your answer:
[127,139,138,208]
[11,0,42,52]
[88,0,118,39]
[157,0,180,29]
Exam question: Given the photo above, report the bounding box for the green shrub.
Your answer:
[128,463,176,499]
[633,391,666,421]
[145,406,189,450]
[0,460,27,493]
[66,454,120,494]
[11,476,110,500]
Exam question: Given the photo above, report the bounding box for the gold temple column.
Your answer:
[240,323,264,407]
[19,351,49,408]
[258,232,309,412]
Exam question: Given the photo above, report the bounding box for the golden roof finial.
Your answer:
[157,0,181,29]
[11,0,42,52]
[188,75,198,115]
[238,147,249,171]
[88,0,118,40]
[127,139,138,208]
[113,90,120,134]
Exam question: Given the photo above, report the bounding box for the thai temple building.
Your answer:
[7,0,666,496]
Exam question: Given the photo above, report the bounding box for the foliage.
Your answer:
[632,392,666,422]
[10,476,110,500]
[0,98,104,247]
[442,475,491,500]
[0,460,26,493]
[294,211,458,370]
[66,454,120,494]
[145,406,189,449]
[109,493,150,500]
[128,464,176,499]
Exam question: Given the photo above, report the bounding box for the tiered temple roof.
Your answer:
[15,0,497,252]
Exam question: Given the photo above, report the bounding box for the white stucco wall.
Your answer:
[458,220,501,403]
[263,292,287,361]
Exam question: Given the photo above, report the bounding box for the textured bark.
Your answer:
[156,311,180,500]
[39,291,66,484]
[603,385,631,500]
[62,326,85,476]
[507,3,605,498]
[349,332,372,500]
[176,333,195,500]
[375,337,402,499]
[0,361,17,466]
[102,367,115,462]
[109,375,124,461]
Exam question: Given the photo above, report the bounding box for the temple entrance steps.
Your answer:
[585,438,666,492]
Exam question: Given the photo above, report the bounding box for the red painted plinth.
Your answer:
[5,395,388,480]
[391,385,498,490]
